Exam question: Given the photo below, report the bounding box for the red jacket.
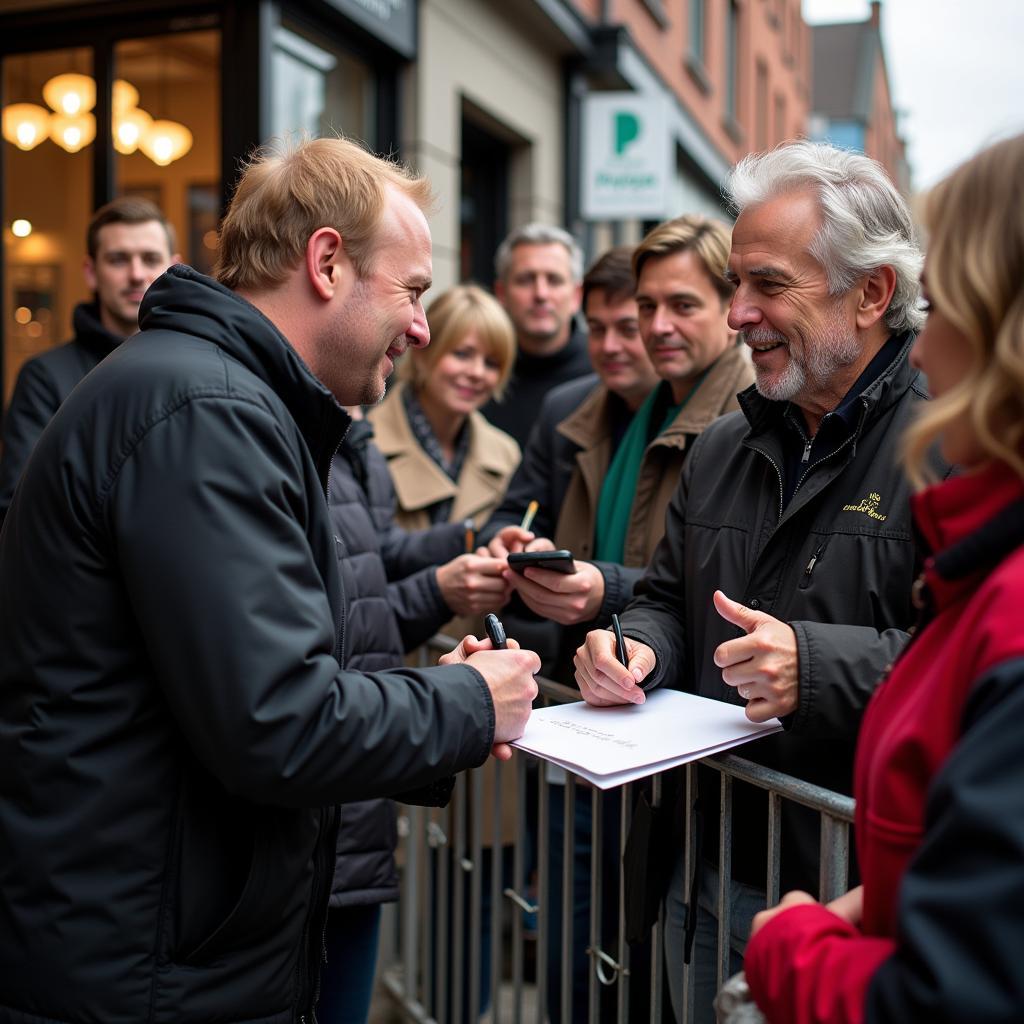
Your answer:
[745,459,1024,1024]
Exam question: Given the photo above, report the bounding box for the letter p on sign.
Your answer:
[614,111,640,155]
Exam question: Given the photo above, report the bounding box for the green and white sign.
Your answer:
[582,93,671,220]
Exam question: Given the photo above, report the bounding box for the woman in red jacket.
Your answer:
[743,132,1024,1023]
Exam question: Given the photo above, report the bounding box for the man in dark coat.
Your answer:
[575,141,943,1023]
[480,223,592,447]
[0,136,538,1024]
[0,196,179,523]
[322,409,523,1022]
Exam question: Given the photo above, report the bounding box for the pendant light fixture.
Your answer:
[42,72,96,117]
[2,102,50,150]
[50,111,96,153]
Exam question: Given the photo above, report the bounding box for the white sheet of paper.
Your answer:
[510,689,782,789]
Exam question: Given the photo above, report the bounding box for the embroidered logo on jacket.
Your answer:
[842,491,887,521]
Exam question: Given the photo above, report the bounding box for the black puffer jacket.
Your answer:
[0,301,122,523]
[0,266,496,1024]
[327,420,466,907]
[621,334,945,892]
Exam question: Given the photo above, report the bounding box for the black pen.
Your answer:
[611,613,628,666]
[484,612,508,650]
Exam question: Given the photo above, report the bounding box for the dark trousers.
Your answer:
[317,904,382,1024]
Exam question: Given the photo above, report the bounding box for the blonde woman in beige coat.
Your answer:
[369,284,520,536]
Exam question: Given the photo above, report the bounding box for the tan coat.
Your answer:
[368,381,521,533]
[553,342,754,567]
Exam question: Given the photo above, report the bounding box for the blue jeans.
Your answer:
[317,904,382,1024]
[664,859,765,1024]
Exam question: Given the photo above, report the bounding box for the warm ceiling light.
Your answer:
[140,118,192,166]
[42,72,96,116]
[113,106,153,155]
[50,111,96,153]
[12,219,33,238]
[112,79,140,115]
[2,103,50,151]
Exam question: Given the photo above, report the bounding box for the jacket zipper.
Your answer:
[798,542,827,589]
[295,805,336,1022]
[749,446,785,521]
[327,446,346,663]
[793,433,856,495]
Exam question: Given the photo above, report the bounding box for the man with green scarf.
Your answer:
[499,214,752,634]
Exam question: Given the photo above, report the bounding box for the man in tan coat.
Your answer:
[493,215,753,635]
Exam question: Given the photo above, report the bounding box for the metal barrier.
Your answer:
[378,641,855,1024]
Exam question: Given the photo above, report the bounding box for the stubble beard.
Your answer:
[750,303,860,404]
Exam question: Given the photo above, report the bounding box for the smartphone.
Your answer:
[507,549,576,575]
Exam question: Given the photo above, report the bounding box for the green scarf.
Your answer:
[594,374,708,563]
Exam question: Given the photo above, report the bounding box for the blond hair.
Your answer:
[215,135,433,291]
[633,214,734,303]
[403,285,516,399]
[902,133,1024,487]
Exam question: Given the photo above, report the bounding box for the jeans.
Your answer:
[664,859,766,1024]
[318,903,382,1024]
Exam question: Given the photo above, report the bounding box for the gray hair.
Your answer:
[726,141,924,334]
[494,222,584,283]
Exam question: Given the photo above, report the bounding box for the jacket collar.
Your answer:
[738,330,920,439]
[140,265,351,479]
[73,301,125,357]
[912,460,1024,614]
[659,342,750,443]
[556,383,616,450]
[371,382,512,514]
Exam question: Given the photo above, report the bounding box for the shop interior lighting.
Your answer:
[4,71,190,165]
[42,72,96,116]
[139,118,192,166]
[2,103,50,151]
[114,106,153,155]
[50,111,96,153]
[112,78,140,114]
[11,219,33,238]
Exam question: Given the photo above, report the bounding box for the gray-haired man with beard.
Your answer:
[574,141,945,1022]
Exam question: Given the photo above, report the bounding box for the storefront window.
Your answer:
[3,47,93,405]
[272,19,377,149]
[114,31,221,274]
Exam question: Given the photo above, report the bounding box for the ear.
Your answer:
[305,227,347,302]
[855,265,897,331]
[569,280,583,315]
[494,278,507,305]
[83,255,97,292]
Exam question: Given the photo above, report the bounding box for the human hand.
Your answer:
[441,633,538,759]
[749,890,818,940]
[826,885,863,927]
[505,559,605,625]
[712,590,799,723]
[486,525,536,558]
[436,553,512,615]
[573,627,655,706]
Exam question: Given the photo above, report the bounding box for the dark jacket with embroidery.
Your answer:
[0,302,122,524]
[0,266,496,1024]
[620,333,941,891]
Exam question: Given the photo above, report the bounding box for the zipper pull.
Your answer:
[804,552,818,576]
[801,439,812,464]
